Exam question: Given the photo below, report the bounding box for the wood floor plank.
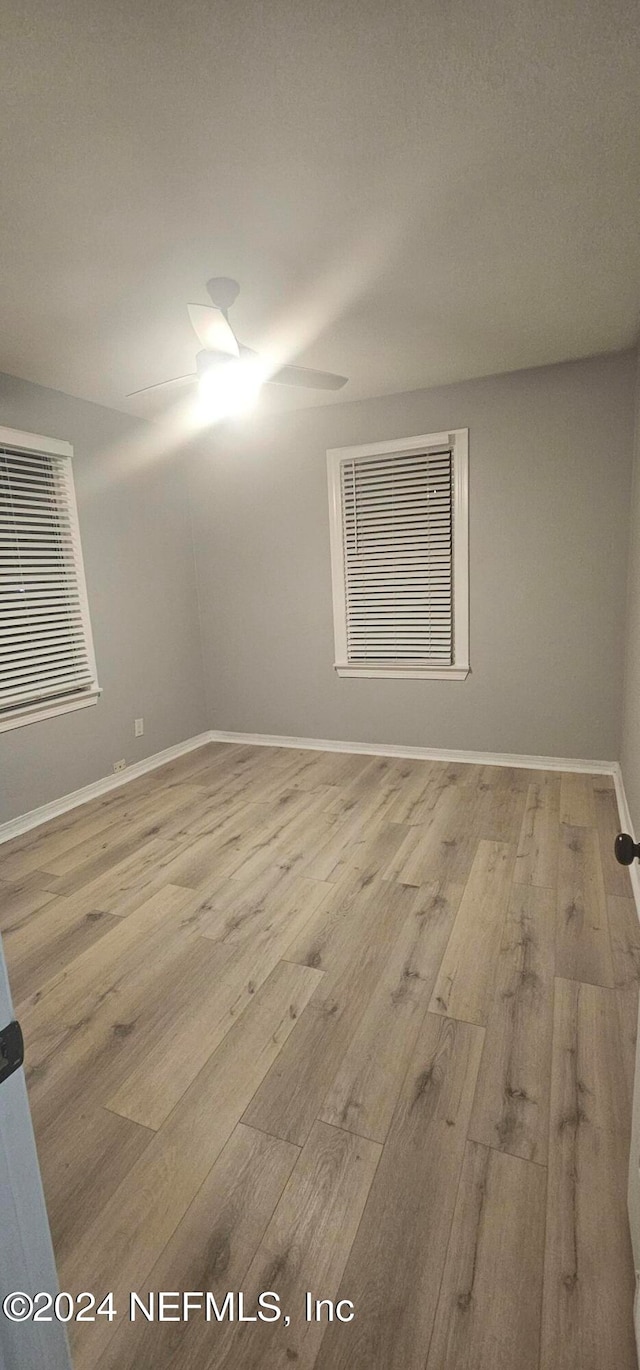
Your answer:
[388,784,480,886]
[124,740,231,791]
[204,849,306,913]
[103,939,255,1130]
[268,749,372,793]
[348,753,407,790]
[559,772,596,828]
[62,793,266,909]
[200,753,316,810]
[468,884,555,1163]
[8,783,205,895]
[244,794,339,880]
[284,871,410,974]
[378,821,425,883]
[320,881,463,1140]
[198,868,330,948]
[211,1121,381,1370]
[2,897,120,1003]
[302,788,398,882]
[40,1103,154,1270]
[477,763,533,792]
[107,874,330,1130]
[36,784,206,879]
[25,877,324,1140]
[243,882,418,1145]
[426,1142,545,1370]
[593,780,632,897]
[34,824,190,896]
[325,819,411,888]
[0,797,144,880]
[0,796,123,870]
[47,834,188,913]
[49,791,259,905]
[127,741,248,794]
[514,773,561,888]
[228,752,335,808]
[0,755,209,875]
[23,928,228,1145]
[16,884,199,1069]
[608,892,640,1109]
[313,1013,484,1370]
[381,759,439,825]
[540,977,636,1370]
[94,1122,300,1370]
[474,770,529,845]
[139,826,247,891]
[65,959,322,1370]
[429,840,516,1025]
[267,748,343,794]
[555,825,614,987]
[0,878,57,933]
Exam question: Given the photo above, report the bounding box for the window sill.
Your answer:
[335,663,470,680]
[0,688,101,734]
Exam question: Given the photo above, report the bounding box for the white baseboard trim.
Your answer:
[1,725,622,848]
[207,728,617,776]
[612,762,640,919]
[0,732,213,845]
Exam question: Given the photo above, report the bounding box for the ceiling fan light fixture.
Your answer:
[196,355,263,422]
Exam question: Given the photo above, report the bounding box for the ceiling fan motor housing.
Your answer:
[196,349,225,376]
[206,277,240,312]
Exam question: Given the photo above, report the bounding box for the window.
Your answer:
[0,426,100,732]
[327,429,469,679]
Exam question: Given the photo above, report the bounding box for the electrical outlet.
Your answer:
[134,717,144,737]
[113,759,126,772]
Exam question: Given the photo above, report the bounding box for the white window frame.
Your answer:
[327,429,469,680]
[0,424,101,733]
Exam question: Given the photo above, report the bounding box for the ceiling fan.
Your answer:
[127,277,349,404]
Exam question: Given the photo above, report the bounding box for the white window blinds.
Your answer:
[0,438,99,727]
[327,429,469,680]
[340,446,454,665]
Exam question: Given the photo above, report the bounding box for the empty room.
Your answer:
[2,3,640,1368]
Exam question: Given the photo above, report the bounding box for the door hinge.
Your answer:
[0,1020,24,1086]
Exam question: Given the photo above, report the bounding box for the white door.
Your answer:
[629,987,640,1356]
[0,935,71,1370]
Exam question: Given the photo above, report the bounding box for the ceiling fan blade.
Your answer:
[188,303,239,357]
[266,363,348,391]
[126,373,197,398]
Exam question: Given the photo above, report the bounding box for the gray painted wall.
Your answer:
[190,351,636,761]
[621,350,640,830]
[0,373,207,823]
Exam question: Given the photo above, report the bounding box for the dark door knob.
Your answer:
[615,832,640,866]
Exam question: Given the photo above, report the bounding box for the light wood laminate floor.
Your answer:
[0,742,638,1369]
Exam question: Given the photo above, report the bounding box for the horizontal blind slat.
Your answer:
[0,680,95,711]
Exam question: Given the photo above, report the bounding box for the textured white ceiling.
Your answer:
[1,0,639,419]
